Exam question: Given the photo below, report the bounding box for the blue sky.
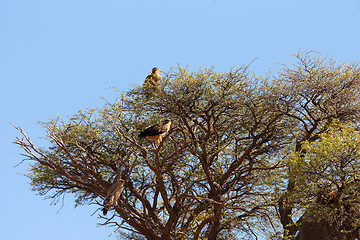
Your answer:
[1,0,360,239]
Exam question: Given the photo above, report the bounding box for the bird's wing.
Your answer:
[144,74,155,83]
[139,124,166,137]
[103,180,124,206]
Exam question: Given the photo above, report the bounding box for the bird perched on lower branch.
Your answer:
[138,119,171,146]
[102,179,125,215]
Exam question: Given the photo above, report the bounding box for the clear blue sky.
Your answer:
[1,0,360,239]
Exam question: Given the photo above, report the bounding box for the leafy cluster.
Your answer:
[287,123,360,238]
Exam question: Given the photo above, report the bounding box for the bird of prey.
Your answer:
[102,179,125,216]
[138,119,171,146]
[144,67,162,86]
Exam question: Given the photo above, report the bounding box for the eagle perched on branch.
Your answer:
[144,67,162,86]
[138,119,171,146]
[102,179,125,215]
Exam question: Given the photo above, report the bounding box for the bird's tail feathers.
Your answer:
[102,207,108,216]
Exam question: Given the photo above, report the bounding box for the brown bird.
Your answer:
[102,179,125,215]
[144,67,162,86]
[138,119,171,146]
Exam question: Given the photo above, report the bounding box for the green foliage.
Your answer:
[15,51,360,240]
[287,123,360,235]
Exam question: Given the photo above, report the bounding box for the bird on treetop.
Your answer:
[144,67,162,86]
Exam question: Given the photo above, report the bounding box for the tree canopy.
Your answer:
[15,52,360,240]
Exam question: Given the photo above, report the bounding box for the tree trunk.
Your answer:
[207,220,221,240]
[295,218,359,240]
[278,195,298,239]
[295,220,335,240]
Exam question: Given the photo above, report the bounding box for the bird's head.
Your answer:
[163,119,171,124]
[152,67,159,73]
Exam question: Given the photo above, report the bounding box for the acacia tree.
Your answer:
[15,52,360,240]
[287,124,360,240]
[269,53,360,239]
